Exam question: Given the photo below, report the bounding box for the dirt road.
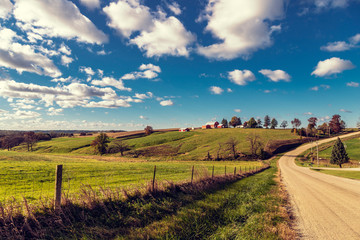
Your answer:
[279,132,360,239]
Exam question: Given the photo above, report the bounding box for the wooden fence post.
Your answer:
[54,165,63,211]
[234,167,236,175]
[225,166,226,176]
[240,166,241,173]
[212,165,214,178]
[152,165,156,191]
[191,165,194,183]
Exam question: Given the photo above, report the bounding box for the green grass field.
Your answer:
[311,169,360,180]
[318,137,360,160]
[0,150,262,203]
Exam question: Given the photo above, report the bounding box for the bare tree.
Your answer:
[216,143,222,160]
[107,140,130,156]
[247,134,262,159]
[225,137,239,159]
[24,131,38,151]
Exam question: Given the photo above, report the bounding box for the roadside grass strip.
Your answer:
[311,168,360,180]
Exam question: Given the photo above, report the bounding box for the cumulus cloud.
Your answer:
[0,27,61,77]
[79,66,95,76]
[104,0,195,57]
[0,0,13,19]
[121,64,161,80]
[0,78,137,109]
[259,69,291,82]
[314,0,349,9]
[139,63,161,73]
[321,33,360,52]
[134,92,153,99]
[160,99,174,106]
[61,55,74,66]
[310,85,330,91]
[139,115,149,120]
[59,43,71,55]
[311,57,355,77]
[340,108,352,113]
[167,2,182,15]
[51,76,76,83]
[91,77,132,91]
[350,34,360,44]
[234,109,241,113]
[13,0,107,44]
[48,107,64,116]
[197,0,285,60]
[79,0,101,9]
[0,110,41,121]
[228,70,256,86]
[209,86,224,95]
[304,112,313,116]
[346,81,359,87]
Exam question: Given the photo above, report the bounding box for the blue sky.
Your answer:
[0,0,359,130]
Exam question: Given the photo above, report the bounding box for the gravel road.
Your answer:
[279,132,360,239]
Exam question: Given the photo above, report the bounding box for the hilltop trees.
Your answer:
[330,138,349,168]
[307,117,318,137]
[329,115,342,133]
[221,118,228,128]
[230,116,241,128]
[24,131,38,151]
[257,119,262,128]
[280,120,288,129]
[144,126,154,135]
[247,117,257,128]
[291,118,301,135]
[91,133,110,155]
[264,115,270,129]
[270,118,278,129]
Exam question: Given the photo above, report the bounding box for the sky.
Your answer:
[0,0,359,131]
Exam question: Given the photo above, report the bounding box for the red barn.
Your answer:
[202,121,219,129]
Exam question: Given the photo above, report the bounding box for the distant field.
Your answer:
[11,128,299,160]
[0,150,262,203]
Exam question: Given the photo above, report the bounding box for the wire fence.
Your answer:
[0,163,265,205]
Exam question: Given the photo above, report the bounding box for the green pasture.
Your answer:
[311,169,360,180]
[0,150,262,203]
[317,137,360,160]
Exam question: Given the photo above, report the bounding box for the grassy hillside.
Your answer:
[318,137,360,160]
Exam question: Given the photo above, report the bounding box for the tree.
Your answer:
[318,123,329,135]
[264,115,270,129]
[91,133,110,155]
[329,114,342,133]
[24,131,38,151]
[107,140,129,156]
[340,120,346,130]
[221,118,228,128]
[280,120,288,129]
[307,117,318,129]
[247,134,262,158]
[291,118,301,135]
[144,126,153,135]
[229,116,241,128]
[257,119,262,128]
[247,117,257,128]
[330,138,349,168]
[270,118,278,129]
[225,137,239,159]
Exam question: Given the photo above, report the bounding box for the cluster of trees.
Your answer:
[0,131,74,151]
[221,115,285,129]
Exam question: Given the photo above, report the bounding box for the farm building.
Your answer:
[202,121,220,129]
[179,128,190,132]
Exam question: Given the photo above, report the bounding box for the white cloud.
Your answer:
[350,34,360,44]
[304,112,313,116]
[228,70,256,86]
[314,0,349,9]
[139,63,161,73]
[79,66,95,76]
[0,0,13,19]
[0,110,41,121]
[91,77,132,91]
[259,69,291,82]
[61,55,74,66]
[209,86,224,95]
[167,2,182,15]
[346,81,359,87]
[51,76,76,83]
[263,90,272,93]
[79,0,101,10]
[340,108,352,113]
[197,0,285,60]
[227,88,233,93]
[310,85,330,91]
[139,115,149,120]
[121,64,161,80]
[48,107,64,116]
[320,41,352,52]
[14,0,107,44]
[59,43,71,55]
[160,99,174,106]
[310,86,319,91]
[311,57,355,77]
[83,100,131,108]
[234,109,241,113]
[134,92,153,99]
[0,26,61,77]
[104,0,194,57]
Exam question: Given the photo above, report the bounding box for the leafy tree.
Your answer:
[306,124,317,137]
[329,114,342,133]
[257,119,262,128]
[91,133,110,155]
[319,123,329,135]
[229,116,241,128]
[221,118,228,128]
[340,120,346,130]
[264,115,270,129]
[225,137,239,159]
[270,118,278,129]
[247,117,257,128]
[243,121,248,128]
[330,138,349,168]
[307,117,318,128]
[24,131,38,151]
[291,118,301,135]
[144,126,154,135]
[107,140,129,156]
[280,120,288,129]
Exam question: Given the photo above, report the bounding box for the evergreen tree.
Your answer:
[230,116,241,128]
[264,115,270,129]
[280,120,288,129]
[257,119,262,128]
[270,118,278,129]
[330,138,349,168]
[221,118,228,128]
[248,117,257,128]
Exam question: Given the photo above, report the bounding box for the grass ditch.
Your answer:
[0,160,295,239]
[311,169,360,180]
